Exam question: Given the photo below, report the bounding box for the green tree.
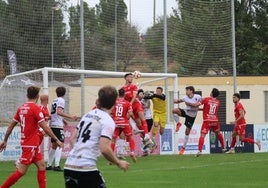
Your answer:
[117,23,140,72]
[67,2,105,69]
[0,0,66,72]
[145,16,179,63]
[235,0,268,75]
[96,0,127,27]
[170,0,233,76]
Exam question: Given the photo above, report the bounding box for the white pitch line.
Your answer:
[119,158,268,174]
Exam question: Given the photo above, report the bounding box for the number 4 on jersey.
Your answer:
[77,121,92,143]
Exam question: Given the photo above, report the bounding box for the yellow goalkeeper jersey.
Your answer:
[151,94,166,114]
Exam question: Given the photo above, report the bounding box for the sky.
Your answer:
[70,0,178,33]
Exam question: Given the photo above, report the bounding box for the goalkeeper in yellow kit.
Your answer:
[144,87,166,152]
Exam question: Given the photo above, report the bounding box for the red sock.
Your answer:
[242,137,254,144]
[141,120,148,134]
[198,137,204,151]
[111,142,115,151]
[127,138,135,151]
[37,170,46,188]
[231,136,236,148]
[1,170,23,188]
[218,133,225,149]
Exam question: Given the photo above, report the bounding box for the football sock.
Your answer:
[198,137,204,151]
[183,135,189,148]
[47,148,55,167]
[241,137,254,144]
[1,170,23,188]
[54,147,62,167]
[111,142,115,151]
[231,136,236,148]
[173,114,180,124]
[218,133,225,149]
[141,120,148,134]
[152,125,158,138]
[127,138,135,152]
[37,170,46,188]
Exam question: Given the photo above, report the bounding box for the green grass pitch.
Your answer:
[0,153,267,188]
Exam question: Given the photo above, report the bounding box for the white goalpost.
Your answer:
[0,67,179,160]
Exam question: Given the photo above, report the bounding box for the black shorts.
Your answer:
[51,128,65,143]
[146,118,153,132]
[180,109,196,129]
[64,169,106,188]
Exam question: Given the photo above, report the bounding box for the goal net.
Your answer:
[0,67,178,159]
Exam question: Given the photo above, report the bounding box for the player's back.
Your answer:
[50,97,65,127]
[65,108,115,168]
[14,102,44,146]
[112,98,132,126]
[202,97,220,122]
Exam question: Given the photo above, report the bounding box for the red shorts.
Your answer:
[234,124,246,136]
[38,130,44,145]
[113,124,133,139]
[19,146,43,165]
[132,100,143,119]
[201,121,220,134]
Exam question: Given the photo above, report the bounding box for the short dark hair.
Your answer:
[27,86,40,99]
[56,87,66,97]
[124,72,133,78]
[156,87,163,92]
[211,88,220,98]
[98,86,118,109]
[185,86,195,93]
[118,88,125,97]
[138,89,144,95]
[233,93,241,99]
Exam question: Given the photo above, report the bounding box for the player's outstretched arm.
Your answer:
[100,137,129,171]
[57,107,78,121]
[0,120,17,152]
[174,99,183,104]
[39,121,63,148]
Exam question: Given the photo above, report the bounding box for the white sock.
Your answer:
[173,114,180,124]
[183,135,189,148]
[47,148,56,167]
[144,133,150,141]
[54,147,62,167]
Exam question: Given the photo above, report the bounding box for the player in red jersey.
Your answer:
[15,94,51,168]
[111,89,136,163]
[225,93,261,154]
[38,94,51,145]
[0,86,63,188]
[187,88,226,157]
[122,73,152,147]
